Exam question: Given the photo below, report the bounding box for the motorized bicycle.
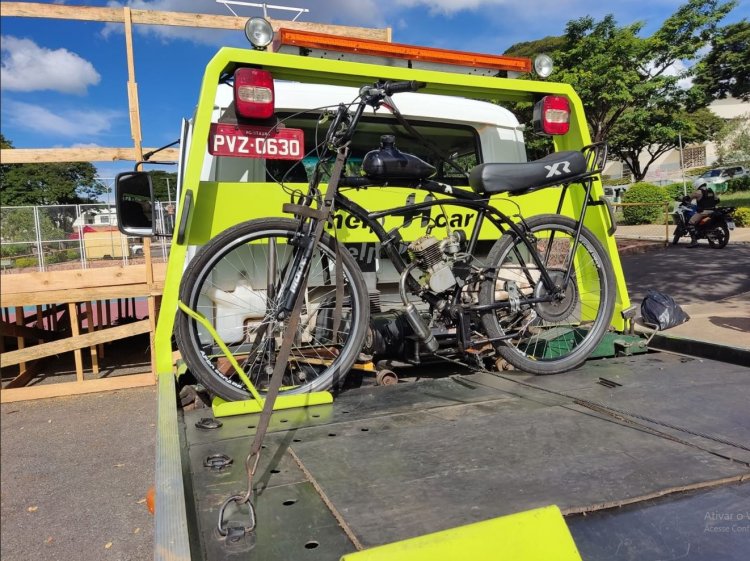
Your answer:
[174,80,617,402]
[672,195,736,248]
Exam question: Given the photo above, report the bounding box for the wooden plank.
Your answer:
[1,262,167,297]
[0,2,123,22]
[0,372,156,403]
[0,320,61,342]
[68,302,84,382]
[0,284,154,308]
[0,2,390,40]
[0,319,151,368]
[0,147,179,164]
[4,359,44,389]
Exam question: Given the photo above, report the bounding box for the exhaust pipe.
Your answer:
[399,264,439,353]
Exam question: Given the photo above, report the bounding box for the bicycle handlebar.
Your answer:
[382,80,426,95]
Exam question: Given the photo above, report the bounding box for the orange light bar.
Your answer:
[276,29,532,74]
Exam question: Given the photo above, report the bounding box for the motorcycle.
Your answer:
[672,196,736,248]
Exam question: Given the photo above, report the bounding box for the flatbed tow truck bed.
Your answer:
[159,350,750,560]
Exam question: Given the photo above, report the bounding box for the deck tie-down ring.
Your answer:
[217,494,257,539]
[204,453,233,471]
[195,417,223,430]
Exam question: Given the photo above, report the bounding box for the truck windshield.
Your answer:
[273,112,481,185]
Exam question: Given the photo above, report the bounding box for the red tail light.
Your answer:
[533,95,570,135]
[234,68,274,119]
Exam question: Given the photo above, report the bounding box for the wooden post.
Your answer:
[68,302,84,382]
[15,307,26,376]
[85,302,99,374]
[96,300,104,357]
[51,303,58,331]
[123,6,157,377]
[105,298,112,328]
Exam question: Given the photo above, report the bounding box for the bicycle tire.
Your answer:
[175,218,369,401]
[479,214,616,374]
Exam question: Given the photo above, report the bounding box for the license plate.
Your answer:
[726,220,735,230]
[208,123,305,160]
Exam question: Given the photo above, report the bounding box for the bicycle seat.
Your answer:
[469,151,587,195]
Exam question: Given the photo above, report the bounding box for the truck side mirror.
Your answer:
[116,171,155,236]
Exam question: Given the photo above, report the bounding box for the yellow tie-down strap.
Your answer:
[341,505,582,561]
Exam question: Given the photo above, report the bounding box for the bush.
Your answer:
[621,182,670,225]
[661,183,689,201]
[0,243,29,258]
[727,175,750,193]
[733,207,750,228]
[14,257,38,268]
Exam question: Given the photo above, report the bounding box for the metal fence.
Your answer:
[0,202,174,272]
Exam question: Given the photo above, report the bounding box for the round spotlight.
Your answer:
[244,17,274,50]
[534,54,554,78]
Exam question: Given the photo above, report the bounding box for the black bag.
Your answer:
[640,290,690,330]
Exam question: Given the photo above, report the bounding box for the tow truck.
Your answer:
[116,18,750,561]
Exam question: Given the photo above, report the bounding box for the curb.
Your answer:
[647,333,750,368]
[615,235,750,247]
[615,240,665,256]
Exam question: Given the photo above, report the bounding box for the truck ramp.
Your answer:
[179,352,750,560]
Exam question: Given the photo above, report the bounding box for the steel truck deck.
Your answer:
[160,350,750,560]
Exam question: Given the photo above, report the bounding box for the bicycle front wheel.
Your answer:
[479,215,616,374]
[175,218,369,401]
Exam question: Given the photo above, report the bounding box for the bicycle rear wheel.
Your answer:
[479,214,616,374]
[175,218,369,401]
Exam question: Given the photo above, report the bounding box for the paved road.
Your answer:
[0,388,156,561]
[619,243,750,305]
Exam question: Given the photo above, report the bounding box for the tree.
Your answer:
[609,107,724,180]
[692,20,750,102]
[556,1,734,144]
[0,133,106,206]
[501,1,735,170]
[714,112,750,163]
[148,170,178,202]
[504,36,566,60]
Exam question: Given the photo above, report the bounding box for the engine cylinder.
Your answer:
[408,235,442,269]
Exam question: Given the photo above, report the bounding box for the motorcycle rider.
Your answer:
[687,183,717,247]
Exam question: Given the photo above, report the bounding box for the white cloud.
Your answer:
[0,36,101,95]
[2,101,122,137]
[662,59,693,90]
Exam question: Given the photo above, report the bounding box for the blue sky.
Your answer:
[1,0,748,183]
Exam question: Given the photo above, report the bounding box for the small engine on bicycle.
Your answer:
[363,229,473,364]
[407,231,468,294]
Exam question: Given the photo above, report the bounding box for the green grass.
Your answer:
[720,190,750,208]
